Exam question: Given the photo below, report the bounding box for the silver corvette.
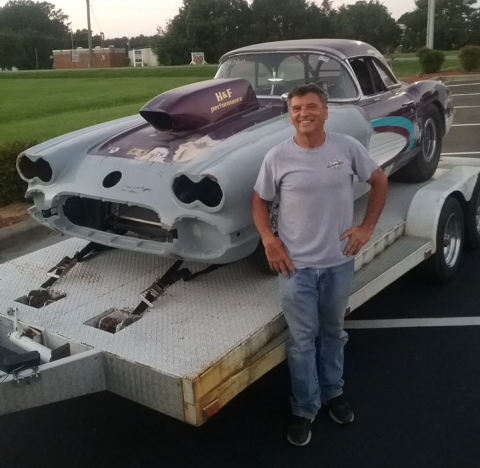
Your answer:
[17,39,453,264]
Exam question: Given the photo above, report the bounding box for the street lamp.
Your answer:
[426,0,435,48]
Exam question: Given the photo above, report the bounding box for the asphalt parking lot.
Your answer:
[442,79,480,156]
[1,78,480,468]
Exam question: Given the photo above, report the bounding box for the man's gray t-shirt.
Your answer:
[254,132,379,269]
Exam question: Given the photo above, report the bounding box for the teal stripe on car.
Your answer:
[372,116,416,150]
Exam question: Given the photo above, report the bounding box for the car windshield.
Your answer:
[215,52,359,100]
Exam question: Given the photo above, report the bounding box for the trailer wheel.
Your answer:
[393,106,442,183]
[465,177,480,250]
[426,197,464,282]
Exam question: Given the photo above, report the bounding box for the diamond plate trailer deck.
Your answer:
[1,160,479,425]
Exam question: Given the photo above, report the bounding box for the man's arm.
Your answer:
[341,168,388,256]
[252,192,295,277]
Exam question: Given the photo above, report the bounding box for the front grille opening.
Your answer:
[62,197,176,242]
[18,155,53,182]
[173,175,223,207]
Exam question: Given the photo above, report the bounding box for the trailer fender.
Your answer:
[406,166,480,252]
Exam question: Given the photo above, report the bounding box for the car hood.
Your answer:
[89,78,284,167]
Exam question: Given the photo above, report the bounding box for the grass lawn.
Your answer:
[392,57,460,78]
[0,66,217,146]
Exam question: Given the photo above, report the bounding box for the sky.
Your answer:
[0,0,422,38]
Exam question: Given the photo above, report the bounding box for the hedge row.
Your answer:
[0,140,36,206]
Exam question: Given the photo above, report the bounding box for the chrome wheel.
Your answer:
[426,196,464,282]
[443,211,462,267]
[422,117,438,163]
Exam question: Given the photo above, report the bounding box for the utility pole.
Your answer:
[86,0,93,68]
[426,0,435,48]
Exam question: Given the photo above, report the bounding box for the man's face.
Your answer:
[289,92,328,137]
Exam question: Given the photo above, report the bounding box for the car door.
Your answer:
[348,56,416,170]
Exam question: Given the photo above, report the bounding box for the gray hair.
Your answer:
[287,84,328,106]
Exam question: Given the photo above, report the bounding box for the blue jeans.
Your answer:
[279,261,354,420]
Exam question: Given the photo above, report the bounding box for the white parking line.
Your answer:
[441,151,480,156]
[448,82,480,87]
[452,123,480,127]
[345,316,480,329]
[452,93,480,96]
[455,105,480,109]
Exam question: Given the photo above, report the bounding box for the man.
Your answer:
[252,84,388,446]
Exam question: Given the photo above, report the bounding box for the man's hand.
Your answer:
[252,192,296,277]
[342,168,388,257]
[341,225,373,256]
[263,236,296,277]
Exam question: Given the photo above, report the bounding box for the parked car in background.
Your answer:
[17,39,454,264]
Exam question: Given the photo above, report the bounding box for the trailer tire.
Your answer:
[465,177,480,250]
[392,106,442,183]
[425,196,464,282]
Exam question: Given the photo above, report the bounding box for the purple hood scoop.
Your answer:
[139,78,259,132]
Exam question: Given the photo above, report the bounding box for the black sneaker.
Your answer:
[326,394,355,424]
[287,415,312,446]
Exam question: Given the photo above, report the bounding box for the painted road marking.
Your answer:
[447,82,480,87]
[452,123,480,127]
[452,93,480,96]
[455,105,480,109]
[441,151,480,156]
[345,317,480,329]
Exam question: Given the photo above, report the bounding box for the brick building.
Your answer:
[52,46,128,69]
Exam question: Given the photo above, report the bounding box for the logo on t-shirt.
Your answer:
[327,159,344,170]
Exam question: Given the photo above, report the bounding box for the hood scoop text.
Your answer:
[139,78,259,132]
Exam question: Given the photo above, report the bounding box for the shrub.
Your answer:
[459,45,480,72]
[0,140,37,206]
[416,48,445,74]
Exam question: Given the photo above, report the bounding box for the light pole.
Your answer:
[426,0,435,48]
[70,29,74,62]
[86,0,93,67]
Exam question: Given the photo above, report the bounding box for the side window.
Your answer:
[308,54,358,99]
[349,57,388,96]
[372,59,398,87]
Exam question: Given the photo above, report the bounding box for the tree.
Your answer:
[249,0,333,43]
[153,0,252,65]
[0,28,28,69]
[399,0,478,51]
[320,0,334,16]
[333,1,401,52]
[0,1,70,69]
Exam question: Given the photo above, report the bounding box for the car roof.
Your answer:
[219,39,385,63]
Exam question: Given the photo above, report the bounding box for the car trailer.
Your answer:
[1,158,479,426]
